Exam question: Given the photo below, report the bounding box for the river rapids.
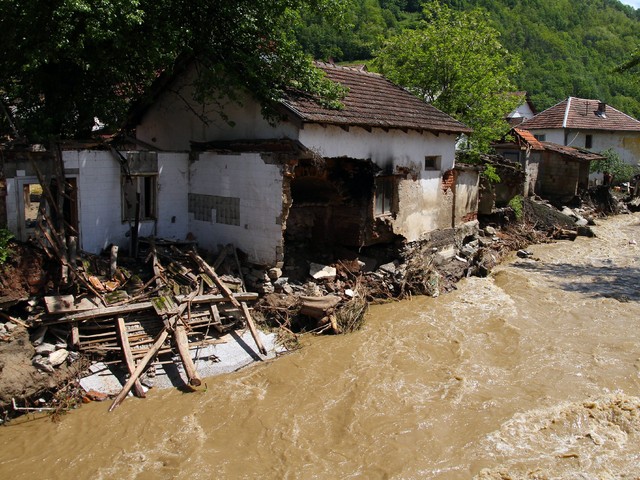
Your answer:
[2,213,640,479]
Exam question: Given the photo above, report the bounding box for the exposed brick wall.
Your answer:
[442,169,455,192]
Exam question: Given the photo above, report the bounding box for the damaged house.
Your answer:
[2,62,478,273]
[493,127,605,204]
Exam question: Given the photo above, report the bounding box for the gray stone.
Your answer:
[33,357,54,373]
[484,226,497,235]
[4,322,17,333]
[35,342,56,356]
[378,261,398,275]
[309,262,337,280]
[49,349,69,367]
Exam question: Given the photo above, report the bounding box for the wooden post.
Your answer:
[173,322,202,387]
[110,245,119,279]
[68,236,77,269]
[189,251,267,356]
[115,317,146,398]
[109,329,169,412]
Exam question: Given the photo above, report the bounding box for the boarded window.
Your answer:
[585,134,593,149]
[122,175,157,221]
[188,193,240,226]
[424,155,442,170]
[375,176,395,216]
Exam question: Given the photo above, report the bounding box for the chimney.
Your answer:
[598,101,607,115]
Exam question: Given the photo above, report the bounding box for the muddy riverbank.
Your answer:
[1,212,639,478]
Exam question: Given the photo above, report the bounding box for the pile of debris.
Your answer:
[1,237,273,416]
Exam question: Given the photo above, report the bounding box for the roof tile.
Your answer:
[520,97,640,132]
[281,62,472,135]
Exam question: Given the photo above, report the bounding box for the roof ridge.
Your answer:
[562,97,572,128]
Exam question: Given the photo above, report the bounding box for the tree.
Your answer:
[590,148,637,185]
[373,1,522,153]
[0,0,347,141]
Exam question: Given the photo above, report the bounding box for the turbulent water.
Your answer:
[2,214,640,479]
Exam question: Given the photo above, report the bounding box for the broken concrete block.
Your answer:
[309,262,337,280]
[267,267,282,281]
[33,357,54,373]
[49,349,69,367]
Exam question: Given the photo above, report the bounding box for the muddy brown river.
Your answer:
[2,213,640,479]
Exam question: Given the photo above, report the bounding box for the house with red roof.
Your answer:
[493,127,605,204]
[518,97,640,172]
[2,63,480,269]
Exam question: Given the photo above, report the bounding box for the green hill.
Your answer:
[296,0,640,117]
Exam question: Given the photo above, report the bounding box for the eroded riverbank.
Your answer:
[1,213,640,479]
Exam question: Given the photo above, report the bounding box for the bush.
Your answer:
[508,195,524,221]
[0,229,13,264]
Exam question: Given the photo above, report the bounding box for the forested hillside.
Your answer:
[296,0,640,117]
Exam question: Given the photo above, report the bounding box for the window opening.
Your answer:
[424,155,442,171]
[534,134,546,141]
[375,176,395,216]
[585,134,593,149]
[122,174,157,221]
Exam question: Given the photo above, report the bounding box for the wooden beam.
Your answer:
[188,252,267,356]
[115,317,146,398]
[173,322,202,387]
[109,328,169,411]
[54,292,259,323]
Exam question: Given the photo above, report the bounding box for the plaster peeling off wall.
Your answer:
[188,152,285,265]
[392,173,447,241]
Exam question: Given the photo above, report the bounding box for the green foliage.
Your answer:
[508,195,524,221]
[0,0,347,141]
[0,228,13,264]
[483,164,502,184]
[590,148,638,184]
[296,0,640,121]
[373,1,522,153]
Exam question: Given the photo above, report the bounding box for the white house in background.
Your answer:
[506,91,537,127]
[518,97,640,169]
[2,63,480,267]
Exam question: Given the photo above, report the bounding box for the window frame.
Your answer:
[121,173,158,222]
[424,155,442,171]
[374,175,396,217]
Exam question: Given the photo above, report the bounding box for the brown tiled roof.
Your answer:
[281,62,472,134]
[520,97,640,132]
[541,141,605,162]
[513,127,544,150]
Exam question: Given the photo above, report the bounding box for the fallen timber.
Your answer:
[32,230,268,411]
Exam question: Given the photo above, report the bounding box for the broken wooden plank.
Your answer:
[240,302,267,356]
[115,317,146,398]
[173,322,202,387]
[44,295,100,314]
[189,251,267,356]
[109,327,169,411]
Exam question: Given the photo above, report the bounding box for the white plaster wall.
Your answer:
[564,130,640,167]
[62,150,189,254]
[524,129,564,145]
[136,67,298,151]
[299,124,456,172]
[454,169,480,223]
[5,177,21,237]
[188,153,284,265]
[394,174,444,241]
[156,153,190,240]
